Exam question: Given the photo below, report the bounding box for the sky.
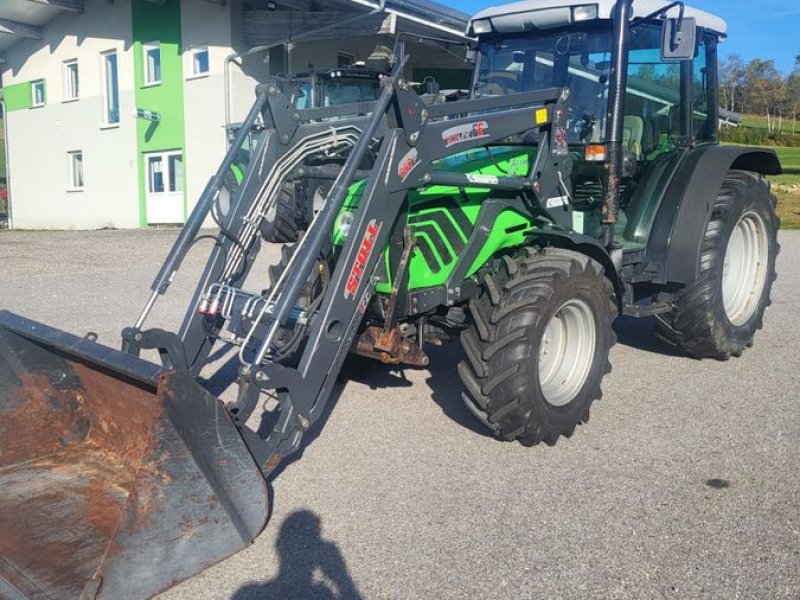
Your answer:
[445,0,800,74]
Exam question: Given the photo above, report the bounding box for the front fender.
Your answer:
[530,229,624,312]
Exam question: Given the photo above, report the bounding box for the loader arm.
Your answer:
[239,86,573,474]
[120,60,573,476]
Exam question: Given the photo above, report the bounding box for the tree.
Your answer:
[719,54,746,113]
[741,59,786,133]
[788,53,800,134]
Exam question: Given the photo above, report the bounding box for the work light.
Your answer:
[573,4,599,22]
[472,19,493,34]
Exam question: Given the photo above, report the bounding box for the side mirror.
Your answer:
[660,17,697,62]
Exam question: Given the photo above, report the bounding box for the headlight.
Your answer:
[573,4,598,22]
[337,211,355,239]
[471,19,492,34]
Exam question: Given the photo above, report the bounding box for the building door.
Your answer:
[145,151,184,224]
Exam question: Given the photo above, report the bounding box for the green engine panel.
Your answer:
[334,147,540,294]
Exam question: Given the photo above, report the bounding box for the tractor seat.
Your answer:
[622,115,644,159]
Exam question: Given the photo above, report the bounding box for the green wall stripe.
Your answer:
[4,82,35,112]
[132,0,187,226]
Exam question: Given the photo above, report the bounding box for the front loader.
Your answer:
[0,0,781,598]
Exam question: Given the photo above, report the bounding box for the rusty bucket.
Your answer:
[0,311,270,600]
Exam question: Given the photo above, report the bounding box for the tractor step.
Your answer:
[622,296,674,317]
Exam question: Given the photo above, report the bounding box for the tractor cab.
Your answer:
[292,66,385,110]
[468,0,727,247]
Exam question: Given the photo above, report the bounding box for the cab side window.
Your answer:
[625,26,682,160]
[693,36,717,143]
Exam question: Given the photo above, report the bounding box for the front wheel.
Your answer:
[655,171,780,359]
[459,247,617,446]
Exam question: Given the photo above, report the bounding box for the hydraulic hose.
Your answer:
[252,59,405,366]
[134,91,267,329]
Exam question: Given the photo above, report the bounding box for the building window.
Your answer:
[148,155,164,193]
[102,51,120,125]
[338,52,356,68]
[63,60,79,101]
[168,154,183,192]
[31,80,46,107]
[144,41,161,86]
[67,151,84,191]
[187,46,209,78]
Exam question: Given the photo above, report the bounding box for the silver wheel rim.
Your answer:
[538,298,597,407]
[217,184,231,218]
[722,211,769,327]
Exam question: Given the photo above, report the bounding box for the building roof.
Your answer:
[472,0,727,35]
[0,0,84,56]
[0,0,471,60]
[380,0,470,34]
[243,0,471,48]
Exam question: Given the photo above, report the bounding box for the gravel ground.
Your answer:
[0,229,798,600]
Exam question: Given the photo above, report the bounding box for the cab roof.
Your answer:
[470,0,727,36]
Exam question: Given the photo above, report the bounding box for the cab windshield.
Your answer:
[321,78,382,107]
[474,23,696,151]
[474,27,614,143]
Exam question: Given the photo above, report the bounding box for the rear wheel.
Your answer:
[655,171,779,359]
[260,182,303,244]
[459,247,617,446]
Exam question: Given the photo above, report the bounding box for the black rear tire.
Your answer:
[655,171,779,359]
[459,247,617,446]
[260,183,303,244]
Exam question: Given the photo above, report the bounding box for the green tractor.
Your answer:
[0,1,781,598]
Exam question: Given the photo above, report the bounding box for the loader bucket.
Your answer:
[0,311,270,600]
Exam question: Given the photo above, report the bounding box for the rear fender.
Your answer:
[646,145,782,286]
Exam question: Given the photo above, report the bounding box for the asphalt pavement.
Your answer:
[0,229,797,600]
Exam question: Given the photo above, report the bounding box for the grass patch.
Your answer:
[773,145,800,170]
[741,114,770,130]
[741,114,800,134]
[776,191,800,229]
[771,145,800,188]
[721,143,800,229]
[768,146,800,186]
[770,145,800,229]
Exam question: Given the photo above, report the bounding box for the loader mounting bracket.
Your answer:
[121,327,190,372]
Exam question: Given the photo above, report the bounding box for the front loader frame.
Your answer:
[123,58,576,477]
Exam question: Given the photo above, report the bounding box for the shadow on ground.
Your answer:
[342,345,493,438]
[200,316,680,461]
[230,510,362,600]
[613,315,682,357]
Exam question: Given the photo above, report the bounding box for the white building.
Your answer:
[0,0,470,229]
